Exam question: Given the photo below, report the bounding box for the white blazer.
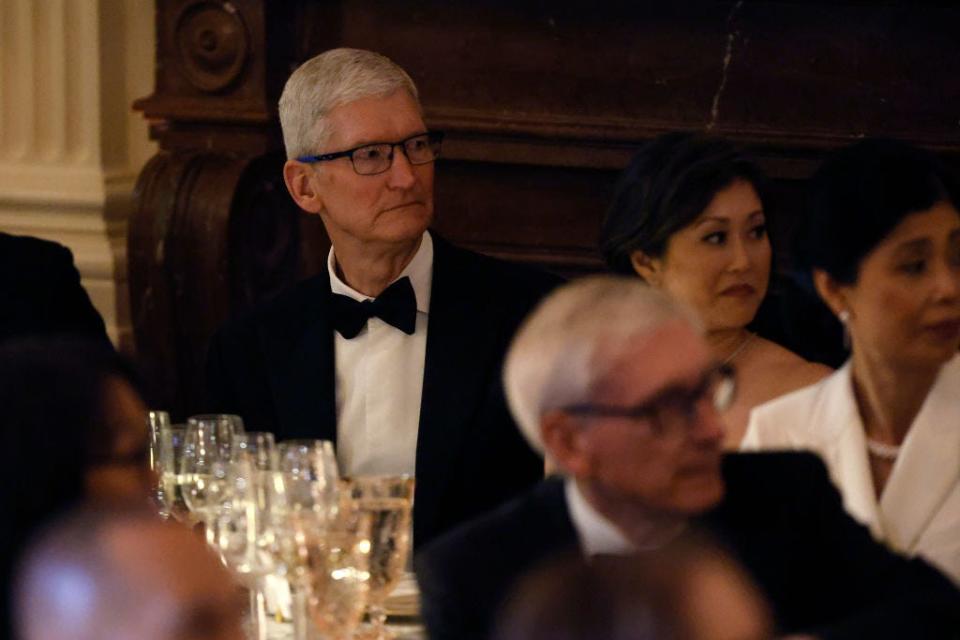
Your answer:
[742,354,960,585]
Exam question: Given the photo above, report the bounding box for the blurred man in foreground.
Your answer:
[493,537,774,640]
[15,506,245,640]
[416,276,960,639]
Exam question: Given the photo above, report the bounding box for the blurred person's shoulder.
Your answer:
[0,232,76,278]
[719,451,835,509]
[419,478,571,566]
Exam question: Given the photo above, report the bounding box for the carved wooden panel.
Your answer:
[131,0,960,417]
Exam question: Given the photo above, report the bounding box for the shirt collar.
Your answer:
[565,478,636,557]
[327,231,433,314]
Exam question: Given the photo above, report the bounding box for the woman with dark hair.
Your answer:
[743,138,960,583]
[600,132,829,446]
[0,338,153,637]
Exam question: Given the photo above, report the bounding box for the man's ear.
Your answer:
[812,268,849,319]
[541,410,594,477]
[630,250,662,286]
[283,160,325,215]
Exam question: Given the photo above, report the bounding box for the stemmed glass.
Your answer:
[146,410,171,516]
[180,414,243,539]
[275,439,340,639]
[156,423,190,522]
[292,506,373,640]
[350,475,415,640]
[213,432,278,640]
[277,439,340,517]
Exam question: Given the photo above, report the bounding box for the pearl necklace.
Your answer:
[722,332,756,366]
[866,438,901,461]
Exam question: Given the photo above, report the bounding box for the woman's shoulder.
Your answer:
[750,337,833,394]
[740,341,843,449]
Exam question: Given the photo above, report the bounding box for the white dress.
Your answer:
[741,355,960,584]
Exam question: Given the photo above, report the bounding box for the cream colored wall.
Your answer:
[0,0,156,351]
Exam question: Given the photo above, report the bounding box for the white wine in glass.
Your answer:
[214,455,278,640]
[350,475,415,640]
[157,424,192,523]
[300,511,373,640]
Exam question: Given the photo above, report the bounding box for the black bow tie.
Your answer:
[330,277,417,339]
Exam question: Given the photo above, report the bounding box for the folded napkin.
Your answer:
[384,572,420,617]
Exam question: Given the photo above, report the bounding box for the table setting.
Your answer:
[148,411,425,640]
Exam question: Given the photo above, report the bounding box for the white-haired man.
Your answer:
[416,276,960,640]
[206,48,560,549]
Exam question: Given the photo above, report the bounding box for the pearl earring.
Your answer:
[838,310,851,351]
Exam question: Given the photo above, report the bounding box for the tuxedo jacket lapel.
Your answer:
[259,275,338,443]
[414,238,508,543]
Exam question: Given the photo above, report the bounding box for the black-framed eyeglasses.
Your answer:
[296,131,444,176]
[561,364,736,437]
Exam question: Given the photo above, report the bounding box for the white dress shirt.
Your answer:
[565,479,636,556]
[329,232,433,477]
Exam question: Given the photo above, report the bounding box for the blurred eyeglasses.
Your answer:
[561,364,736,438]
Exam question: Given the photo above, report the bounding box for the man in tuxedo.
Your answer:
[416,276,960,639]
[0,232,109,345]
[206,48,559,549]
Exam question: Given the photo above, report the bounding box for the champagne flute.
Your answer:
[146,410,171,516]
[350,475,415,640]
[157,423,191,523]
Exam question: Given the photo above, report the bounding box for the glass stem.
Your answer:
[369,603,389,636]
[250,584,267,640]
[203,517,216,547]
[292,585,309,640]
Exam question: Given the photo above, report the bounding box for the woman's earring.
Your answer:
[838,309,851,351]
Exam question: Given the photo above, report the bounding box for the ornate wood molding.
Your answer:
[130,0,960,416]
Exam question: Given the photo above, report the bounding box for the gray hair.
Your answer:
[279,48,420,160]
[503,275,702,456]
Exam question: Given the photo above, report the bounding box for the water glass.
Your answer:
[350,475,415,640]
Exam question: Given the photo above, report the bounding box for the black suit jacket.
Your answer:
[416,452,960,640]
[0,232,109,345]
[206,234,562,548]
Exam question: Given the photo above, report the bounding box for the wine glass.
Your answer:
[213,441,278,640]
[277,440,340,522]
[180,415,241,539]
[187,413,246,447]
[294,507,373,640]
[275,440,340,638]
[349,475,415,640]
[234,431,278,472]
